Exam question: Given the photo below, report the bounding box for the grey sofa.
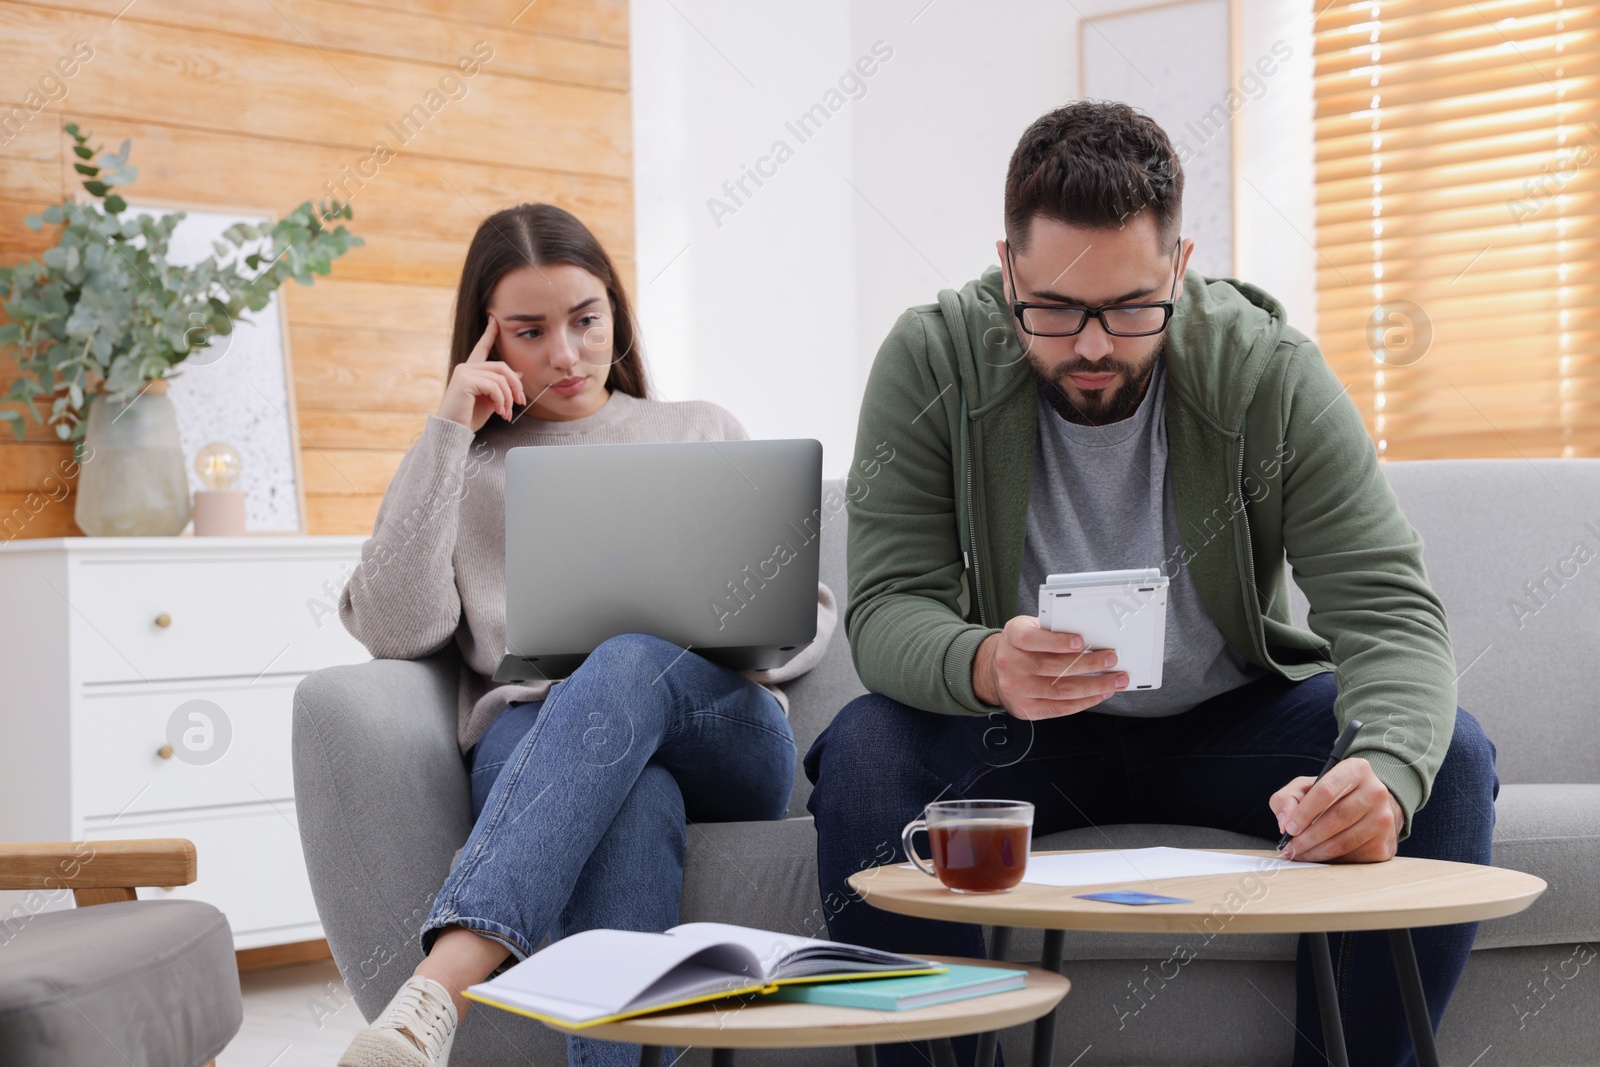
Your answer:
[294,459,1599,1066]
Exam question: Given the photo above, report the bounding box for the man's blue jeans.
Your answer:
[805,671,1499,1067]
[420,633,796,1067]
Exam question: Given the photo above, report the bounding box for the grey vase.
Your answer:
[75,378,193,537]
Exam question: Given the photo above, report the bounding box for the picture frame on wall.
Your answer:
[113,198,309,535]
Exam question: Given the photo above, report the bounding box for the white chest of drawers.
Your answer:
[0,535,372,949]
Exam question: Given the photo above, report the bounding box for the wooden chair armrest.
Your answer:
[0,839,197,906]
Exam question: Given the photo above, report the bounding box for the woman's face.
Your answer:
[487,263,615,422]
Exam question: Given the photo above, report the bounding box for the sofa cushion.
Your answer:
[1478,782,1600,950]
[0,898,241,1067]
[680,815,825,937]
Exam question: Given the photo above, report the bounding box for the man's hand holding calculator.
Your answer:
[972,617,1128,719]
[973,567,1169,720]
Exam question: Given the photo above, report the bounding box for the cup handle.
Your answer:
[901,818,937,878]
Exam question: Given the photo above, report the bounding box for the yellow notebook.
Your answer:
[462,921,947,1028]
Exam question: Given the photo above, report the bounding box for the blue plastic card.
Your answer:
[1076,890,1193,906]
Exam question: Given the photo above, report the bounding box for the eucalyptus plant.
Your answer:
[0,123,363,443]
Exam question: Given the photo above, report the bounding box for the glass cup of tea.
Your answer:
[901,799,1035,893]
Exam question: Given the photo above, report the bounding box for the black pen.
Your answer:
[1277,718,1366,852]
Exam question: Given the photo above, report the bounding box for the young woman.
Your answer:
[336,203,836,1067]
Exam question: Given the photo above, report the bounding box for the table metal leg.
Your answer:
[1388,928,1441,1067]
[710,1049,737,1067]
[637,1047,663,1067]
[930,1037,959,1067]
[974,1021,1000,1067]
[971,925,1016,1067]
[1030,928,1065,1067]
[1308,932,1350,1067]
[854,1046,878,1067]
[990,924,1014,962]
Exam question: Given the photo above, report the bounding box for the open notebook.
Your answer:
[463,922,945,1028]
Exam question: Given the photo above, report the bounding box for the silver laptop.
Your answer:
[494,439,824,683]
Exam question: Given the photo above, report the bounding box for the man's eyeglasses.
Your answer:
[1006,237,1182,338]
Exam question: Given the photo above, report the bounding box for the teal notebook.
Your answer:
[768,964,1027,1011]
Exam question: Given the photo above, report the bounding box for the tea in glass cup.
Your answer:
[901,799,1034,893]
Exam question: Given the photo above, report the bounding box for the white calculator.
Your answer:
[1037,567,1170,691]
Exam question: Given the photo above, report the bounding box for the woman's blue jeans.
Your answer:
[419,633,796,1067]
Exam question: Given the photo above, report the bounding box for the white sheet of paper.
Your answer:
[1020,846,1322,888]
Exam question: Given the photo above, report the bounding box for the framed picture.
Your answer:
[1078,0,1239,278]
[120,199,308,535]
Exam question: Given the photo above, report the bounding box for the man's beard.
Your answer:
[1027,340,1164,427]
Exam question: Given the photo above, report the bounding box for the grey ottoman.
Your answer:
[0,898,242,1067]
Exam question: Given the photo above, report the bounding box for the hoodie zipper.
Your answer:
[1236,435,1268,661]
[962,399,987,627]
[967,450,985,626]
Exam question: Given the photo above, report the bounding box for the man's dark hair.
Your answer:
[1004,100,1184,255]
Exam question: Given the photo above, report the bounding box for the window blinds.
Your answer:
[1312,0,1599,459]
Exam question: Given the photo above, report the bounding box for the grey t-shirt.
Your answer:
[1015,356,1268,716]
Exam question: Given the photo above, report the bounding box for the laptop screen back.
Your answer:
[499,438,823,681]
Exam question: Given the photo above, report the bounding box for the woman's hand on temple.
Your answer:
[437,316,528,431]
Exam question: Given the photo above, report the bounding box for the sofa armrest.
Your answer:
[0,838,197,906]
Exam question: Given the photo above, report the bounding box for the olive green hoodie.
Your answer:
[844,264,1457,834]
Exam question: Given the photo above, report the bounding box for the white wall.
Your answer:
[1235,0,1317,335]
[848,0,1085,395]
[631,0,1317,478]
[630,0,860,476]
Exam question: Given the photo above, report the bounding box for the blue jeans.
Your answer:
[805,671,1499,1067]
[421,633,796,1067]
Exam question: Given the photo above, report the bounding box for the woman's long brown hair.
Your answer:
[447,204,649,420]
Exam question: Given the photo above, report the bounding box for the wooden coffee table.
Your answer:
[849,849,1546,1067]
[532,954,1068,1067]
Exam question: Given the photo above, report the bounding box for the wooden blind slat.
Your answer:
[1314,9,1599,75]
[1316,158,1597,209]
[1316,61,1600,122]
[1314,128,1574,182]
[1315,85,1600,143]
[1316,113,1599,165]
[1313,0,1566,38]
[1315,215,1600,256]
[1316,287,1600,324]
[1315,233,1600,273]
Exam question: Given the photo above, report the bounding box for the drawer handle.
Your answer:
[157,743,174,760]
[155,612,172,628]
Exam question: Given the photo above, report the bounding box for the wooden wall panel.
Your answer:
[0,0,634,537]
[43,120,638,251]
[352,0,631,47]
[0,8,632,177]
[11,0,631,90]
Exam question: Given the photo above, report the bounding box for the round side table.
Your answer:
[849,849,1545,1067]
[532,954,1069,1067]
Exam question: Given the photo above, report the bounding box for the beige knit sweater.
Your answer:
[338,390,838,753]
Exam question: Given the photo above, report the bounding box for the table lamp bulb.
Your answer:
[195,441,243,491]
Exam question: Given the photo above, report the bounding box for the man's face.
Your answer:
[997,214,1192,426]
